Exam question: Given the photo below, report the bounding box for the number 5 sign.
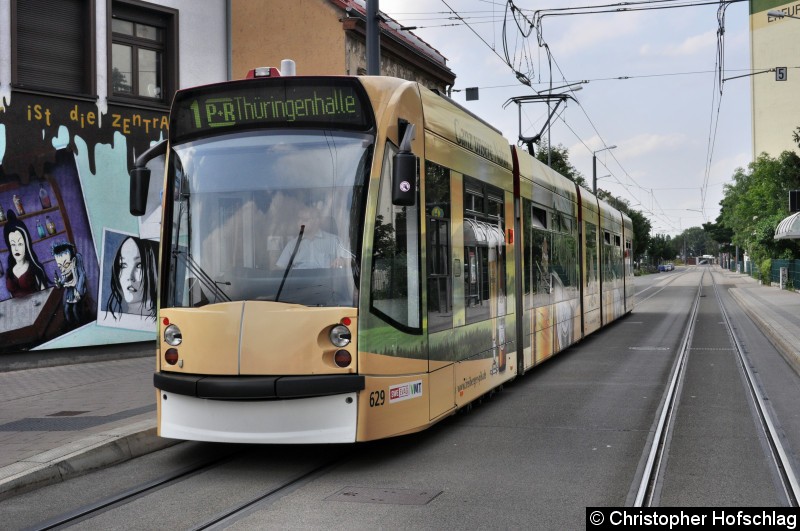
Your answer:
[776,67,787,81]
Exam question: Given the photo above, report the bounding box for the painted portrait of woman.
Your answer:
[3,210,49,297]
[105,235,158,322]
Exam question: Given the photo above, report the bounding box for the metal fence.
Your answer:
[770,259,800,288]
[725,259,799,289]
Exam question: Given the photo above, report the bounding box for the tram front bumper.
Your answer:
[158,391,358,444]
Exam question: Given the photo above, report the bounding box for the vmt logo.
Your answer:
[389,380,423,403]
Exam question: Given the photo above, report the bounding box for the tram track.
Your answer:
[26,446,350,531]
[190,458,344,530]
[633,267,695,306]
[632,268,800,507]
[632,269,703,507]
[713,271,800,506]
[27,450,238,530]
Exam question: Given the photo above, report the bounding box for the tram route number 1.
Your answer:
[369,390,386,407]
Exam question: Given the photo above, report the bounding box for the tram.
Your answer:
[130,65,634,444]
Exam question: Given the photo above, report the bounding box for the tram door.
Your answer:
[427,218,451,328]
[425,162,456,421]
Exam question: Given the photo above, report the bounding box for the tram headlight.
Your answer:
[164,324,183,346]
[329,324,351,347]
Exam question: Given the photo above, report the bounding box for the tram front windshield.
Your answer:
[167,129,372,308]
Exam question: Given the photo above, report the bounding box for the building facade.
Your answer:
[0,0,227,353]
[0,0,454,355]
[230,0,455,91]
[750,0,800,157]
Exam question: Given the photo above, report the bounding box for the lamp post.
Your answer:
[366,0,380,75]
[593,145,616,193]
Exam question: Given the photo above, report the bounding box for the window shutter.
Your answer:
[16,0,88,94]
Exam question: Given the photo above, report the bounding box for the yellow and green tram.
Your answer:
[130,69,634,444]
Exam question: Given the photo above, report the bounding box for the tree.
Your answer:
[627,210,652,261]
[534,142,589,190]
[675,226,717,259]
[647,233,675,263]
[702,218,733,250]
[718,151,800,263]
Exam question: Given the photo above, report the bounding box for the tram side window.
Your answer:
[526,203,549,303]
[370,143,421,331]
[522,199,532,307]
[550,213,578,293]
[463,179,505,324]
[602,230,616,283]
[625,239,633,277]
[585,222,599,288]
[531,227,551,303]
[426,161,452,333]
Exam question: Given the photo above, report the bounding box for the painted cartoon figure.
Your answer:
[3,210,48,297]
[105,236,157,321]
[52,241,87,324]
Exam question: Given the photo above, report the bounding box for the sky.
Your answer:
[379,0,754,236]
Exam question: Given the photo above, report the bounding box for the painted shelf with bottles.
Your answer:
[0,177,74,291]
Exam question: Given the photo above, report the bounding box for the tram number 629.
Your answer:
[369,390,386,407]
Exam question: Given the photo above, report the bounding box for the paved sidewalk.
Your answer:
[0,267,797,500]
[0,345,175,499]
[719,268,800,375]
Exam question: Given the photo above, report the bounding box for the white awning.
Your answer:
[774,212,800,240]
[463,219,505,247]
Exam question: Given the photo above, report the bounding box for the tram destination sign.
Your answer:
[171,78,371,140]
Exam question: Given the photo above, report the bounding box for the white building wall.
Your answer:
[158,0,229,88]
[750,2,800,157]
[0,0,229,109]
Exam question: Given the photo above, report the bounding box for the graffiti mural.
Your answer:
[0,92,166,352]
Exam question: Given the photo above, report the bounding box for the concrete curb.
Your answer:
[729,287,800,376]
[0,419,177,500]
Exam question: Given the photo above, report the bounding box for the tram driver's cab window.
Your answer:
[370,143,421,331]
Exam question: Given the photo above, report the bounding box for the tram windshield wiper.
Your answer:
[275,224,305,302]
[174,249,232,304]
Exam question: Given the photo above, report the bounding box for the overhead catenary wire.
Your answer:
[506,0,744,231]
[406,0,744,233]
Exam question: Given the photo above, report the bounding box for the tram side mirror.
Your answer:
[129,140,167,216]
[130,167,150,216]
[392,122,417,206]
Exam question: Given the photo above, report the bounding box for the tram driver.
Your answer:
[275,201,351,270]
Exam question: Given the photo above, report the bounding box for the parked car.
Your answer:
[658,264,666,272]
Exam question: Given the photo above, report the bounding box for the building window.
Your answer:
[111,2,177,105]
[14,0,93,94]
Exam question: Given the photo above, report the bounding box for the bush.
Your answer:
[760,258,772,286]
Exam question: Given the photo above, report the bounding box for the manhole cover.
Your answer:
[326,486,442,505]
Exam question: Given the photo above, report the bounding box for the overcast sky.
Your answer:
[380,0,753,236]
